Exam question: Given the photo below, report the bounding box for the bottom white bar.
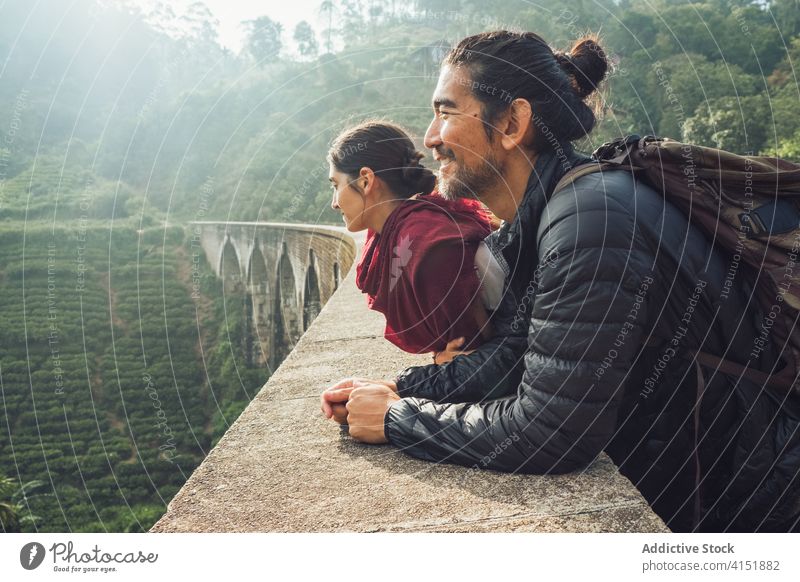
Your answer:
[1,533,797,580]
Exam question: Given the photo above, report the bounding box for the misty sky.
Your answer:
[129,0,325,51]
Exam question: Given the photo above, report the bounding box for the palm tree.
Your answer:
[318,0,338,54]
[0,475,46,533]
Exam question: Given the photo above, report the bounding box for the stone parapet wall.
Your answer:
[151,228,668,533]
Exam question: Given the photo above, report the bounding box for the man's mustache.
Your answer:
[433,146,456,161]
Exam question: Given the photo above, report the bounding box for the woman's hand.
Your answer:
[321,377,397,424]
[433,337,475,365]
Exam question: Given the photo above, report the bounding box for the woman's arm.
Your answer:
[433,297,492,364]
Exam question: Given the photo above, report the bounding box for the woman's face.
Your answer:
[329,165,367,232]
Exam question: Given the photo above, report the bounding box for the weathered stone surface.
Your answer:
[151,227,669,533]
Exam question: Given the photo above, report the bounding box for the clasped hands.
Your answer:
[320,378,400,444]
[320,338,473,443]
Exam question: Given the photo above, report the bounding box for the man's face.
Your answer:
[424,64,503,200]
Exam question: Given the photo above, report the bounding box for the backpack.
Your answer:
[553,135,800,400]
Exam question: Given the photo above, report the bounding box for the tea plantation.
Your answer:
[0,222,264,532]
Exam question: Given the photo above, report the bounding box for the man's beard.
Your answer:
[438,149,503,202]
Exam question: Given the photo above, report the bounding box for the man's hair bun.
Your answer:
[555,35,608,100]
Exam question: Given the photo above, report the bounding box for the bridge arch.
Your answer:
[220,237,242,288]
[273,242,299,365]
[248,244,268,290]
[303,250,322,330]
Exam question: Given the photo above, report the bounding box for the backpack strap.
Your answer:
[692,360,707,531]
[691,350,796,395]
[552,134,650,196]
[552,161,637,197]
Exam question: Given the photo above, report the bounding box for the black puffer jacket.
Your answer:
[385,146,800,532]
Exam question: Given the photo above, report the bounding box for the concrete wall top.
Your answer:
[152,228,668,533]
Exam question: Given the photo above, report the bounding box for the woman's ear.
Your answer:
[499,98,535,151]
[359,167,376,197]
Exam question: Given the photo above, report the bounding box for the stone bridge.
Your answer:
[190,221,356,370]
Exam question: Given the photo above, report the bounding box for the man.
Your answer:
[321,30,800,532]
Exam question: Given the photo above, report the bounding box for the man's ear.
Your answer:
[358,167,376,197]
[499,98,534,152]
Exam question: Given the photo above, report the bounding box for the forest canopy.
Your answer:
[1,0,798,227]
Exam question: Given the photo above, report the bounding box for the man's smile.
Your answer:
[434,153,456,176]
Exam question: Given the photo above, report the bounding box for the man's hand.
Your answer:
[321,377,397,424]
[346,385,401,444]
[434,337,475,365]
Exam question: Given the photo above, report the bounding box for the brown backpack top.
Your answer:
[554,135,800,400]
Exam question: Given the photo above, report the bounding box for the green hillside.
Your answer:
[0,222,262,532]
[1,0,797,230]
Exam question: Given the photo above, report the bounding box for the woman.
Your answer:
[327,120,502,361]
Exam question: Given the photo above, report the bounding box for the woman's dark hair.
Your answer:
[328,121,436,198]
[444,31,608,150]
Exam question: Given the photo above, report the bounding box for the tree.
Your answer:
[293,21,318,60]
[646,54,760,138]
[768,37,800,88]
[318,0,338,54]
[181,2,220,46]
[683,95,771,154]
[772,129,800,161]
[243,16,283,65]
[0,475,46,532]
[769,0,800,39]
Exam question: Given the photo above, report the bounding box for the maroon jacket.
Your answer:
[356,193,491,353]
